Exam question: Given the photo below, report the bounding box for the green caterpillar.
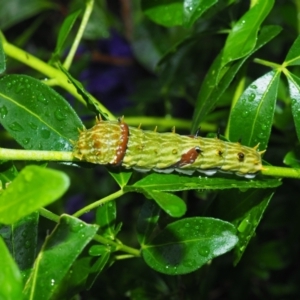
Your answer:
[73,118,264,178]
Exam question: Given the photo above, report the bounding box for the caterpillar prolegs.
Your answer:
[73,118,264,178]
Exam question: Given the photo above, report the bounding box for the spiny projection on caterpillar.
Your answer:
[73,117,265,178]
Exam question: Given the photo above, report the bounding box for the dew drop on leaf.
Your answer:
[242,110,249,117]
[9,122,23,132]
[248,93,256,102]
[0,105,8,118]
[29,122,38,130]
[41,129,51,139]
[15,84,25,94]
[22,138,31,145]
[198,246,210,257]
[250,84,257,89]
[55,108,67,121]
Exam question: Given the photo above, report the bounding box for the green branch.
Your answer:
[261,165,300,179]
[72,189,126,217]
[63,0,94,69]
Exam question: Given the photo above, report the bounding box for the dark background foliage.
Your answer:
[1,0,300,299]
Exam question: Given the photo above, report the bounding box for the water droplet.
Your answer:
[50,279,55,286]
[70,222,84,233]
[6,82,12,91]
[15,84,25,94]
[0,106,8,118]
[258,132,265,139]
[165,264,170,269]
[55,108,67,121]
[183,259,195,267]
[22,138,31,145]
[24,240,31,248]
[41,129,51,139]
[242,110,249,117]
[261,124,267,131]
[248,93,256,102]
[198,246,210,257]
[185,222,190,228]
[250,84,257,89]
[29,122,38,130]
[9,122,23,132]
[37,94,48,104]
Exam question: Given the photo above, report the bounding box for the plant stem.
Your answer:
[63,0,94,70]
[261,165,300,179]
[72,189,126,218]
[39,208,140,256]
[253,58,282,69]
[0,148,74,162]
[93,234,140,257]
[39,208,60,222]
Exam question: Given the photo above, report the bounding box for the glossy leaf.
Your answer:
[0,161,18,187]
[127,172,281,193]
[284,35,300,66]
[0,165,70,224]
[136,200,161,245]
[183,0,218,27]
[233,189,274,264]
[0,212,39,273]
[0,74,83,151]
[221,0,274,68]
[142,217,238,275]
[0,237,23,300]
[141,0,183,27]
[228,70,280,149]
[214,188,275,265]
[52,9,82,60]
[143,190,186,218]
[108,167,132,188]
[283,145,300,168]
[23,214,98,300]
[96,202,117,240]
[286,72,300,141]
[191,25,282,133]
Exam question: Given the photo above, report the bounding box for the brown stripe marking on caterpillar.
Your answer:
[73,118,264,178]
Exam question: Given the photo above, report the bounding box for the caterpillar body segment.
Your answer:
[73,119,263,178]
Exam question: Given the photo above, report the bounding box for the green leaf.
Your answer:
[0,161,18,187]
[52,9,82,61]
[0,0,56,30]
[136,200,161,245]
[0,212,39,272]
[96,202,117,240]
[214,188,275,265]
[144,190,186,218]
[23,214,98,300]
[191,25,282,133]
[228,70,280,149]
[107,167,132,188]
[283,146,300,168]
[86,251,110,289]
[221,0,274,68]
[142,217,238,275]
[0,165,70,224]
[284,35,300,66]
[0,36,6,74]
[183,0,218,27]
[0,237,23,300]
[126,173,281,192]
[141,0,183,27]
[0,74,83,151]
[286,72,300,141]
